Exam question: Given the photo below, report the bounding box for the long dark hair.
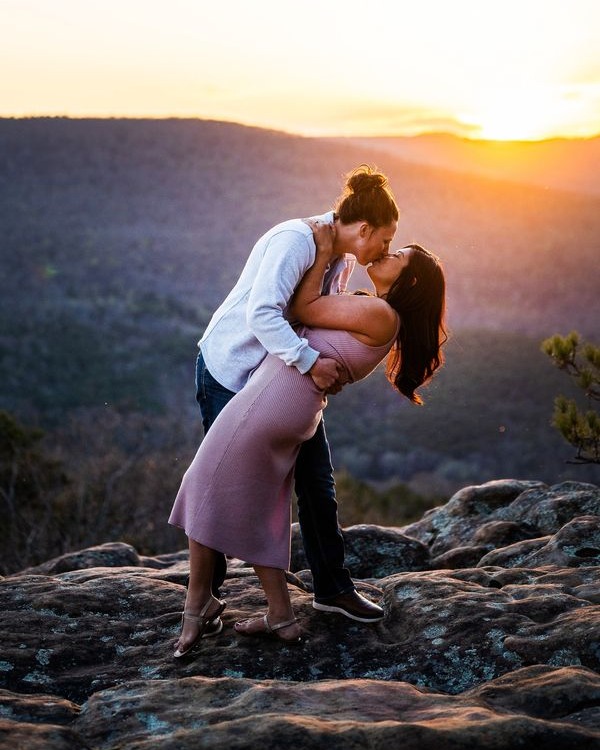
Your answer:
[334,165,399,228]
[384,244,447,404]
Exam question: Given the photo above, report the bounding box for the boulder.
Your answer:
[401,479,600,569]
[290,523,430,577]
[479,515,600,568]
[73,666,599,750]
[1,479,599,748]
[399,479,546,554]
[20,543,142,576]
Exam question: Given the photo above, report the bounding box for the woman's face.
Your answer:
[351,221,398,265]
[367,247,413,293]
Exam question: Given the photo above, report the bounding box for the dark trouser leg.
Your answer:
[195,350,235,597]
[294,418,354,600]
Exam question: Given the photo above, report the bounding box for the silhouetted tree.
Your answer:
[541,332,600,464]
[0,410,69,573]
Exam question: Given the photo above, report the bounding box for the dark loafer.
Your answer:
[313,590,384,622]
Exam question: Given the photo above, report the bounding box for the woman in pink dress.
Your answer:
[169,222,447,655]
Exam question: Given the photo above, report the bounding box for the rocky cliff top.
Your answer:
[1,479,599,749]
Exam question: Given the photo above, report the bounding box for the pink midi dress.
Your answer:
[168,322,398,569]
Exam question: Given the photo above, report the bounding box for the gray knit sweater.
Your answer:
[199,211,354,392]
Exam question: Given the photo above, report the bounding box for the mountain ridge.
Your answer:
[336,131,600,196]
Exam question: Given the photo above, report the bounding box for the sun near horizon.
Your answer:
[1,0,599,143]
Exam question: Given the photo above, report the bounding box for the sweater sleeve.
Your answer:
[246,229,320,374]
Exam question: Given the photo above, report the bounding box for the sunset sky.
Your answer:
[2,0,600,141]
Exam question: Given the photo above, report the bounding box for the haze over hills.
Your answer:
[339,133,600,197]
[2,118,598,335]
[0,117,598,501]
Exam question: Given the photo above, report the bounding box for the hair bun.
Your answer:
[347,166,388,194]
[334,164,398,228]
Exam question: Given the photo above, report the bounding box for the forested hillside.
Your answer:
[1,117,598,512]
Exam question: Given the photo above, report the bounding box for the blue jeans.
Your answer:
[195,350,353,600]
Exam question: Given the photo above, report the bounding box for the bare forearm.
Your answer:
[290,219,336,319]
[289,256,329,319]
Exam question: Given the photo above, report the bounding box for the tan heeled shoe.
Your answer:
[173,598,226,658]
[234,614,302,644]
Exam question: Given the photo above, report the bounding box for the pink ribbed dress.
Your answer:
[168,322,398,569]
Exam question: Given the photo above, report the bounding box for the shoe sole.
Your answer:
[202,617,223,638]
[312,600,384,623]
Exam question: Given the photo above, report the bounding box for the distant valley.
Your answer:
[0,117,598,506]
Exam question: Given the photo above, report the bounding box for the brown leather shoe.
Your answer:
[312,590,384,623]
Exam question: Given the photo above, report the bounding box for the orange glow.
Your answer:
[460,86,600,141]
[0,0,599,141]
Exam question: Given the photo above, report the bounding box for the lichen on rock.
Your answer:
[1,480,599,748]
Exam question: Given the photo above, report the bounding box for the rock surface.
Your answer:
[1,480,599,748]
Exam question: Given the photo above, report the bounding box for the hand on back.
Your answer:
[309,357,341,391]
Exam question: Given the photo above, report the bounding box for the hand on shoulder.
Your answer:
[303,218,335,264]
